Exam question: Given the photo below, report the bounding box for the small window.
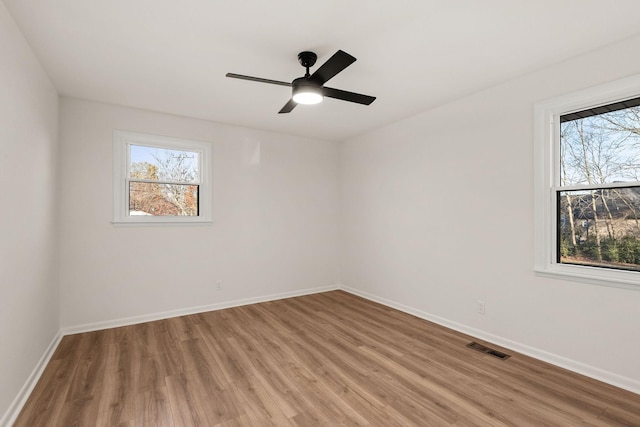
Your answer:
[534,74,640,290]
[113,131,212,224]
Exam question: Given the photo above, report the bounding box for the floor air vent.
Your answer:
[467,342,511,360]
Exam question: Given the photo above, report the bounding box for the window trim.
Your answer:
[534,74,640,291]
[113,130,212,225]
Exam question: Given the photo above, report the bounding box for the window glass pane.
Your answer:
[129,145,199,183]
[560,103,640,186]
[129,182,199,216]
[558,187,640,271]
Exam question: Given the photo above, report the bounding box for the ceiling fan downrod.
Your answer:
[297,51,317,78]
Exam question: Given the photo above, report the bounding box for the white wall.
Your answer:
[0,2,59,423]
[58,98,340,328]
[340,34,640,391]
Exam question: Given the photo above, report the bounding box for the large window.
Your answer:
[113,131,212,224]
[534,75,640,290]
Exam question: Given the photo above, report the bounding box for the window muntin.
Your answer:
[113,131,212,224]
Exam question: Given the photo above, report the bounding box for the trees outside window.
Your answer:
[129,145,199,216]
[559,103,640,271]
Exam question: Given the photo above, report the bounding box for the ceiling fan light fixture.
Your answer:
[293,90,323,105]
[292,79,323,105]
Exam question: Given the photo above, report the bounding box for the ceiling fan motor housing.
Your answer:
[292,77,323,104]
[292,77,321,90]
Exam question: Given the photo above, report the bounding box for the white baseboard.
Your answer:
[341,286,640,396]
[1,331,62,427]
[61,284,340,335]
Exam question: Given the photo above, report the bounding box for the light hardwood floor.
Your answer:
[14,291,640,426]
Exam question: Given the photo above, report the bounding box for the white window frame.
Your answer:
[534,74,640,291]
[113,130,212,225]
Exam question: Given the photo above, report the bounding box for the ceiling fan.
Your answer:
[226,50,376,114]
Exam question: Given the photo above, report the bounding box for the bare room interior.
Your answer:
[2,1,640,425]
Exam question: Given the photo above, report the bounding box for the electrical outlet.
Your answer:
[478,300,486,315]
[216,281,223,291]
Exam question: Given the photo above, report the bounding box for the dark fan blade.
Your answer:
[310,50,356,85]
[278,99,297,114]
[226,73,292,87]
[322,87,376,105]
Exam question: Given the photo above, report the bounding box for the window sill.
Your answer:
[534,265,640,292]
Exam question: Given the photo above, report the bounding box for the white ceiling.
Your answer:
[5,0,640,141]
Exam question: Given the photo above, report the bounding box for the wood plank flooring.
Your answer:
[14,290,640,426]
